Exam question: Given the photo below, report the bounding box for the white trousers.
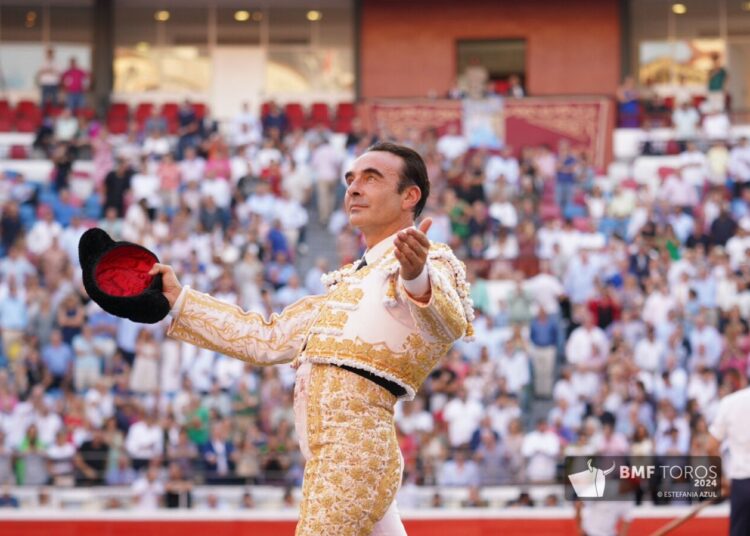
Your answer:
[370,499,407,536]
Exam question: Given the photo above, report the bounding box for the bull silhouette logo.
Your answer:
[567,459,617,498]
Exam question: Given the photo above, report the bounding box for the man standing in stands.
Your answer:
[149,142,473,535]
[60,57,88,114]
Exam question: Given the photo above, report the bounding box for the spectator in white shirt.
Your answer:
[437,449,480,487]
[311,138,342,225]
[484,146,520,195]
[642,281,675,327]
[436,123,469,163]
[729,137,750,188]
[565,311,608,399]
[521,419,560,482]
[687,367,719,412]
[142,129,171,159]
[678,141,709,190]
[26,207,63,257]
[688,312,722,369]
[497,340,531,396]
[179,146,206,184]
[395,398,434,436]
[442,387,484,448]
[131,466,164,509]
[633,324,665,390]
[672,101,700,143]
[125,409,164,471]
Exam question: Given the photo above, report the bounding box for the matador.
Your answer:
[151,142,474,535]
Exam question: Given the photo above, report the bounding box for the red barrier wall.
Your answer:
[0,517,728,536]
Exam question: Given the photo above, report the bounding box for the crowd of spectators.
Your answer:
[0,90,749,510]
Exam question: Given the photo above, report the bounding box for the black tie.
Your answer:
[355,257,368,271]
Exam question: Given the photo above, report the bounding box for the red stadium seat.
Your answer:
[0,116,12,132]
[77,107,96,121]
[47,105,65,118]
[161,102,179,122]
[107,117,128,135]
[135,102,154,120]
[192,103,208,119]
[16,100,39,116]
[109,102,129,119]
[664,96,675,110]
[335,102,355,119]
[333,116,353,133]
[310,102,330,124]
[9,145,28,159]
[284,103,306,130]
[0,100,11,117]
[15,116,40,132]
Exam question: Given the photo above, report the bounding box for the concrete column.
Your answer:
[92,0,114,117]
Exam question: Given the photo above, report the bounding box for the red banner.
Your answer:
[360,97,615,169]
[504,97,615,171]
[361,100,462,138]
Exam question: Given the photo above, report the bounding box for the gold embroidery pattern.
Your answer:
[327,286,364,307]
[168,289,323,365]
[408,259,468,342]
[304,334,448,397]
[313,308,349,331]
[296,364,401,536]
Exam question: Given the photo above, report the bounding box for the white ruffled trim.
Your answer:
[303,355,416,401]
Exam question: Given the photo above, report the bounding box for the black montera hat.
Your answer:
[78,228,170,324]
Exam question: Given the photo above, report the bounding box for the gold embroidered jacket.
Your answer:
[167,242,474,400]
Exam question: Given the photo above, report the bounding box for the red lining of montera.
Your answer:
[93,245,157,297]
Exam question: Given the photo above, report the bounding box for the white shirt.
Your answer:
[710,387,750,479]
[488,201,518,228]
[442,397,484,447]
[125,421,164,460]
[485,155,520,186]
[687,373,718,411]
[634,338,665,373]
[214,355,245,391]
[498,350,530,394]
[678,150,708,188]
[729,145,750,183]
[142,136,171,157]
[436,135,469,161]
[132,476,164,509]
[642,291,675,327]
[565,326,608,366]
[200,178,232,209]
[521,430,560,482]
[26,220,62,256]
[131,172,161,208]
[581,501,633,536]
[704,113,731,141]
[34,412,62,446]
[525,273,564,315]
[672,107,700,139]
[179,157,206,184]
